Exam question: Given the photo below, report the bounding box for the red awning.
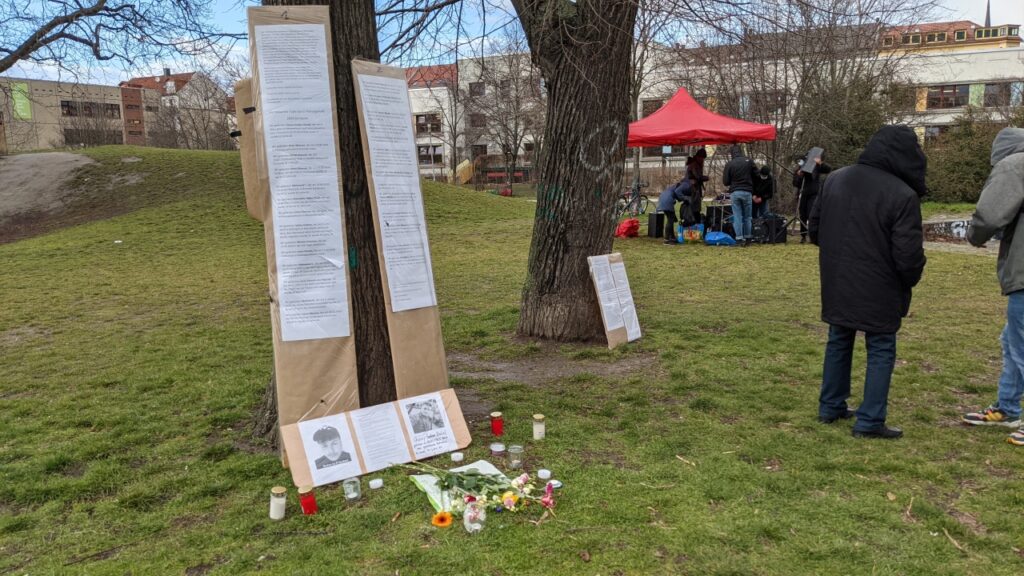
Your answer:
[627,88,777,147]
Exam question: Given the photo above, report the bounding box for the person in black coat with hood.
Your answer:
[794,153,832,243]
[809,125,926,439]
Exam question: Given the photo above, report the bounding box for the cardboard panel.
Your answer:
[589,252,641,349]
[245,6,360,460]
[350,59,449,399]
[280,388,472,487]
[233,79,267,222]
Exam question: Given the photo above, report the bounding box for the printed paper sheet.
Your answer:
[589,255,625,331]
[610,261,642,341]
[255,24,350,341]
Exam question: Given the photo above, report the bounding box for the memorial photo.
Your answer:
[298,414,361,486]
[312,425,352,470]
[405,399,445,434]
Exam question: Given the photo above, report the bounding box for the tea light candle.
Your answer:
[297,485,318,515]
[533,414,546,440]
[549,479,563,489]
[269,486,287,520]
[507,444,524,469]
[490,412,504,436]
[368,478,384,490]
[450,451,464,462]
[537,469,551,481]
[489,442,506,457]
[342,478,361,501]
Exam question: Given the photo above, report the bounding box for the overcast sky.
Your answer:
[941,0,1023,23]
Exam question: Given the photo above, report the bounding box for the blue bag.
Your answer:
[704,231,736,246]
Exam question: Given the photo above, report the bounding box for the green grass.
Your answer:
[921,201,976,221]
[2,146,1023,575]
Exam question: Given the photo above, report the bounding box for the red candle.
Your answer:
[490,411,504,436]
[298,486,318,515]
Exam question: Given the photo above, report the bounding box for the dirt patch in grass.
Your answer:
[453,388,493,425]
[948,508,988,536]
[448,345,660,387]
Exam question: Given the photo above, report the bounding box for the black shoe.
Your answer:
[818,409,855,424]
[852,426,903,439]
[663,239,679,245]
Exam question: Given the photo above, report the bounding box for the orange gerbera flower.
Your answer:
[431,511,453,528]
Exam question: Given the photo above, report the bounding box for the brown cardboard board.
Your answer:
[246,6,360,462]
[350,59,449,399]
[233,79,267,222]
[280,388,472,487]
[589,252,632,349]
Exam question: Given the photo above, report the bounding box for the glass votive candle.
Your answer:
[533,413,546,440]
[297,485,318,515]
[489,442,506,457]
[507,444,524,469]
[490,412,504,436]
[450,451,464,463]
[342,478,361,501]
[537,469,551,481]
[269,486,287,520]
[368,478,384,490]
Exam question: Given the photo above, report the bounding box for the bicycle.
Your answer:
[615,180,650,219]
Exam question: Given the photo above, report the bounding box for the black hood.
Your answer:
[857,125,927,196]
[729,145,744,159]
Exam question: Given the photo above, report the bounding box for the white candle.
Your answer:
[450,451,464,462]
[537,469,551,480]
[369,478,384,490]
[269,486,287,520]
[533,414,546,440]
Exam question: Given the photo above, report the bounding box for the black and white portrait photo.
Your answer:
[405,399,445,434]
[312,425,352,470]
[299,414,361,486]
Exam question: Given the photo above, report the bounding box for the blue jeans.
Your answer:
[819,325,897,431]
[731,190,753,240]
[995,291,1024,419]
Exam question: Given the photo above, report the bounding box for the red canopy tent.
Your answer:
[627,88,776,147]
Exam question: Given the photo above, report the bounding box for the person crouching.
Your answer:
[657,177,693,245]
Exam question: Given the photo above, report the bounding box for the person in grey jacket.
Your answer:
[657,177,693,244]
[962,127,1024,446]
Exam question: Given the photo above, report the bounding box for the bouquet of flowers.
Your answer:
[404,461,556,528]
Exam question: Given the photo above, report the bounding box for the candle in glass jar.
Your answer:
[489,442,506,457]
[490,412,504,436]
[532,413,546,440]
[342,478,361,501]
[269,486,287,520]
[297,485,318,515]
[507,444,524,469]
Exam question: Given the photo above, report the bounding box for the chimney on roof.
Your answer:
[163,67,171,77]
[985,0,991,28]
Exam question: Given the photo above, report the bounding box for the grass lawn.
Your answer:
[1,146,1023,575]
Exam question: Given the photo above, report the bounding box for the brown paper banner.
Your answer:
[350,59,449,399]
[245,6,360,464]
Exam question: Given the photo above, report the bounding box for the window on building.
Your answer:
[926,84,970,109]
[901,34,921,44]
[641,99,664,117]
[882,35,895,47]
[60,100,78,116]
[955,29,967,41]
[469,82,485,97]
[470,144,489,158]
[104,103,121,119]
[414,113,442,135]
[417,144,443,165]
[1010,27,1020,37]
[1000,27,1008,37]
[128,130,143,136]
[81,102,95,117]
[125,104,140,110]
[469,113,486,128]
[976,28,999,39]
[145,105,158,112]
[926,32,946,43]
[984,83,1012,107]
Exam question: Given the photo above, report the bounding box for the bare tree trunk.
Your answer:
[513,0,638,341]
[254,0,396,440]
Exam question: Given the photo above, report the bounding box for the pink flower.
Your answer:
[541,494,555,509]
[517,473,530,485]
[464,495,477,503]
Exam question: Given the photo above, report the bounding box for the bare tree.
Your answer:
[511,0,639,341]
[462,28,545,187]
[0,0,242,77]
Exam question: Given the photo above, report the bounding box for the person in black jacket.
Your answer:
[723,145,757,245]
[794,153,832,243]
[685,148,709,220]
[809,125,926,439]
[753,165,775,219]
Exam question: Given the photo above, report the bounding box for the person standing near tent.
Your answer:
[794,153,832,243]
[723,145,757,246]
[753,165,775,219]
[657,176,693,245]
[809,125,926,439]
[685,148,710,220]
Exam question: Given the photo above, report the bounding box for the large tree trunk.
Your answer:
[256,0,396,441]
[512,0,638,341]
